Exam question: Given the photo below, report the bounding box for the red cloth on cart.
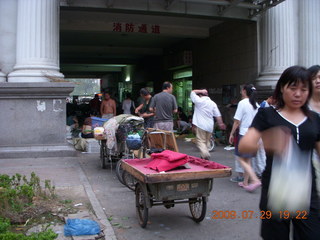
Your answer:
[188,156,228,169]
[151,150,188,162]
[145,150,189,172]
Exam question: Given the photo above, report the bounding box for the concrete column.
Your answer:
[257,0,297,87]
[0,0,17,82]
[8,0,63,82]
[298,0,320,67]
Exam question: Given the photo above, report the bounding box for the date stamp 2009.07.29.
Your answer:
[211,210,308,220]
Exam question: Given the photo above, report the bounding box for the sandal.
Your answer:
[243,182,261,192]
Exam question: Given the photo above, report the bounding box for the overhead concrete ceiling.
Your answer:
[60,9,223,76]
[59,0,285,77]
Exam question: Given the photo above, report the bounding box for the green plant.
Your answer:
[0,218,10,234]
[0,229,57,240]
[0,172,57,223]
[0,218,57,240]
[61,199,72,204]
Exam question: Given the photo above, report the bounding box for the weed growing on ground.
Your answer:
[0,172,80,239]
[0,217,57,240]
[0,172,58,223]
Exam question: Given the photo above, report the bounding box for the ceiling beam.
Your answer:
[61,64,124,72]
[60,45,163,56]
[180,0,261,9]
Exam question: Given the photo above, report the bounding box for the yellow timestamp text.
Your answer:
[211,210,308,220]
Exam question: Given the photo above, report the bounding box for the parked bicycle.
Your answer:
[116,129,149,191]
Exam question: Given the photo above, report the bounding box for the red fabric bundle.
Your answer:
[188,156,229,169]
[145,150,189,172]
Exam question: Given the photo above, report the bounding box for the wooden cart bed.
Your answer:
[121,157,232,184]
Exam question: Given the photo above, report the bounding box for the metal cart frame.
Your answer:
[121,158,232,228]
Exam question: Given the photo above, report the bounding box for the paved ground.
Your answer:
[0,153,116,240]
[0,138,263,240]
[79,138,263,240]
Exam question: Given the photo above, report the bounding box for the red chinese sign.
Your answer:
[113,23,161,34]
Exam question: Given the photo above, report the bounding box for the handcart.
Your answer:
[121,157,232,228]
[116,128,181,190]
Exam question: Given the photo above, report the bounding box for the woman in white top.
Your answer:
[229,84,261,191]
[122,93,135,115]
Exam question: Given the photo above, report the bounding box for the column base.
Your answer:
[255,85,275,102]
[8,69,64,82]
[0,72,5,82]
[256,72,280,101]
[256,73,281,88]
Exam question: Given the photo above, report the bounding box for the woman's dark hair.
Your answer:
[308,65,320,79]
[162,81,172,90]
[273,65,312,116]
[125,92,131,99]
[140,88,150,96]
[242,84,258,109]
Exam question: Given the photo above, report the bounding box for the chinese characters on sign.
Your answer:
[113,23,161,34]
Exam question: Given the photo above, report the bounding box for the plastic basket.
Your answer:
[126,134,142,150]
[91,117,108,128]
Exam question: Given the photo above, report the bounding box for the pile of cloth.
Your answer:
[145,150,189,172]
[188,156,228,169]
[103,114,144,153]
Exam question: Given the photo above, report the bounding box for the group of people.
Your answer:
[91,82,224,162]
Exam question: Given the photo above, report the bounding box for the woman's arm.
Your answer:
[229,119,240,144]
[238,127,261,154]
[240,126,291,155]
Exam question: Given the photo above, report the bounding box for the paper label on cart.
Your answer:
[177,183,190,191]
[191,183,199,188]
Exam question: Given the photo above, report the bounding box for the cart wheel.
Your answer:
[135,183,148,228]
[122,170,137,191]
[189,197,207,223]
[100,141,107,169]
[115,160,125,185]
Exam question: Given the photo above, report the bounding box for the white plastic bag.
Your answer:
[268,137,312,213]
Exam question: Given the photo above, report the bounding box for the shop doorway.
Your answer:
[172,69,193,117]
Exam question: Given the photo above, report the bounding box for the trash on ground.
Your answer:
[64,218,101,236]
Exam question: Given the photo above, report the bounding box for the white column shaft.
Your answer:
[0,0,17,82]
[257,0,297,87]
[299,0,320,68]
[8,0,63,82]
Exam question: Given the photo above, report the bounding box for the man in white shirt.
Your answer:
[191,89,226,160]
